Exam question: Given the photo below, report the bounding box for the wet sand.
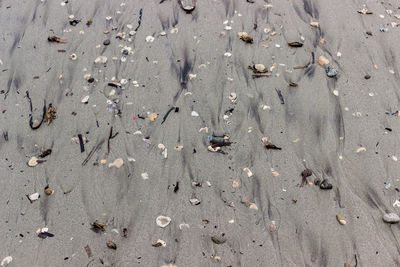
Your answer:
[1,0,400,266]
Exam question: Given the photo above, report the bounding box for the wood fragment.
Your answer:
[82,140,104,166]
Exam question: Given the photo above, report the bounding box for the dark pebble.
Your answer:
[320,179,333,190]
[88,77,95,83]
[211,234,227,244]
[103,39,110,46]
[365,74,371,79]
[301,168,312,178]
[314,178,321,186]
[326,67,338,78]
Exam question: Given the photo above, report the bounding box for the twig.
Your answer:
[82,140,104,166]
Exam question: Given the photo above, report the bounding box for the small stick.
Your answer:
[82,140,104,166]
[78,134,85,153]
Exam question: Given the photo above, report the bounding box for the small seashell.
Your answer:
[254,64,265,72]
[333,90,339,96]
[1,256,12,266]
[179,223,190,230]
[356,147,366,153]
[189,73,197,80]
[243,167,253,177]
[152,239,166,247]
[105,16,112,21]
[108,158,123,168]
[269,221,277,232]
[191,111,199,117]
[174,146,183,151]
[94,56,107,64]
[100,159,107,165]
[28,157,38,167]
[310,21,319,27]
[106,241,117,250]
[383,213,400,223]
[229,92,237,103]
[336,214,346,225]
[148,113,158,121]
[141,172,149,180]
[160,31,166,36]
[224,52,232,57]
[145,35,155,43]
[170,27,179,34]
[318,55,329,66]
[28,192,40,201]
[392,155,398,161]
[44,187,54,195]
[156,215,171,228]
[249,203,258,210]
[81,95,89,103]
[189,198,201,205]
[70,53,77,60]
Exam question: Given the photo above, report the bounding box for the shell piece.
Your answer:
[156,215,171,228]
[152,239,167,247]
[108,158,124,168]
[44,187,54,195]
[229,92,237,103]
[383,213,400,223]
[254,64,266,72]
[174,146,183,151]
[28,192,40,201]
[249,203,258,210]
[232,180,240,188]
[1,256,12,266]
[189,198,201,205]
[94,56,108,64]
[148,113,158,121]
[145,35,155,43]
[106,241,117,250]
[28,157,38,167]
[191,111,199,117]
[310,21,319,27]
[356,147,366,153]
[243,167,253,177]
[141,172,149,180]
[269,221,277,232]
[81,95,89,103]
[336,215,346,225]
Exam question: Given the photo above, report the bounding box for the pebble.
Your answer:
[318,56,329,66]
[211,235,227,244]
[320,179,333,190]
[191,111,199,117]
[103,39,110,45]
[326,67,338,77]
[383,213,400,223]
[156,215,171,228]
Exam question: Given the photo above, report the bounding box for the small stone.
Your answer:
[314,178,321,186]
[103,39,110,45]
[336,215,346,225]
[383,213,400,223]
[106,241,117,250]
[70,53,77,60]
[156,215,171,228]
[320,179,333,190]
[28,157,38,167]
[326,66,338,77]
[318,55,329,66]
[211,235,227,244]
[365,74,371,79]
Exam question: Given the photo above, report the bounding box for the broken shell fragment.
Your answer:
[106,241,117,250]
[28,157,38,167]
[269,221,277,232]
[145,35,155,43]
[91,221,106,233]
[141,173,149,180]
[28,192,40,202]
[156,215,171,228]
[243,167,253,177]
[148,113,158,121]
[249,203,258,210]
[174,145,184,151]
[232,180,240,188]
[310,21,319,27]
[189,198,201,205]
[1,256,12,266]
[81,95,89,103]
[108,158,123,168]
[152,239,167,247]
[94,56,107,64]
[288,41,303,47]
[229,92,237,103]
[336,214,346,225]
[238,32,253,43]
[254,64,266,72]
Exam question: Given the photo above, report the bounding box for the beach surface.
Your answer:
[1,0,400,266]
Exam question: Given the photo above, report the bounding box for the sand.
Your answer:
[1,0,400,266]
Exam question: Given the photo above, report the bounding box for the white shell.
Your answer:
[94,56,108,64]
[81,95,89,103]
[145,36,155,43]
[254,64,265,71]
[191,111,199,117]
[28,157,38,167]
[1,256,12,266]
[156,215,171,228]
[108,158,124,168]
[29,192,40,201]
